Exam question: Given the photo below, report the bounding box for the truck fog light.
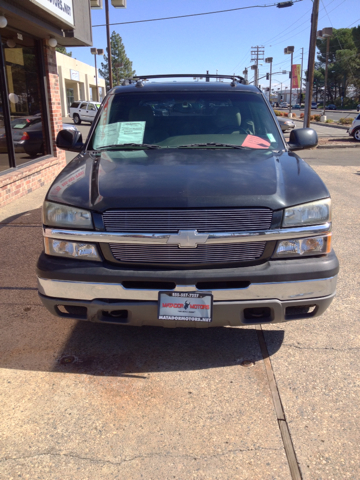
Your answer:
[273,234,331,258]
[44,238,101,261]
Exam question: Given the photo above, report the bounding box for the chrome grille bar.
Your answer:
[103,208,273,233]
[43,223,332,245]
[109,242,266,264]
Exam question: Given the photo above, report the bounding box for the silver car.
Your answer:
[277,117,295,132]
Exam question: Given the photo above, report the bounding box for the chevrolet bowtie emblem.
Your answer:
[167,230,209,248]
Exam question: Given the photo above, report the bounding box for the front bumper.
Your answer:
[37,250,339,326]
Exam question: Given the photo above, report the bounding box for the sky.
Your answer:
[69,0,360,91]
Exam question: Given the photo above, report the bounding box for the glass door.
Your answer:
[66,88,74,113]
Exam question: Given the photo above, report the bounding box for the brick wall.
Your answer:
[0,41,66,208]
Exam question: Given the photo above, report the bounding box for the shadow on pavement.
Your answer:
[0,310,285,377]
[0,207,42,228]
[0,206,285,377]
[51,323,285,376]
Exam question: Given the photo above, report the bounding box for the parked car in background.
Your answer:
[357,104,360,112]
[0,116,78,157]
[293,104,301,109]
[279,101,289,108]
[348,113,360,142]
[326,104,337,110]
[311,101,318,109]
[69,101,101,125]
[277,117,295,132]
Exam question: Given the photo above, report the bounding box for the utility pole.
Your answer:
[303,0,320,128]
[251,46,265,87]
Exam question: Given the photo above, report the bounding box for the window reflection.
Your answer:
[0,38,47,171]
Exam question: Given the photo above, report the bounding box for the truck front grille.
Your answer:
[109,242,266,265]
[103,208,273,233]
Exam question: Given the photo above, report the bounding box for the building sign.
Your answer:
[291,64,301,89]
[29,0,74,26]
[70,69,80,81]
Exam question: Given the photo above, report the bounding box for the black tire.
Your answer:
[353,127,360,142]
[73,114,81,125]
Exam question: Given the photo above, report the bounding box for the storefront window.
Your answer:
[0,75,9,172]
[0,34,49,172]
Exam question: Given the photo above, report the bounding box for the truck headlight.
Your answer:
[44,238,101,261]
[43,201,93,229]
[272,234,331,258]
[283,198,331,227]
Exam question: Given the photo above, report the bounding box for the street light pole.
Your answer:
[95,53,98,101]
[317,28,333,120]
[91,48,104,102]
[284,46,294,116]
[323,36,330,115]
[265,57,273,102]
[105,0,113,90]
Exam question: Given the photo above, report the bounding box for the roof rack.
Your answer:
[121,74,247,87]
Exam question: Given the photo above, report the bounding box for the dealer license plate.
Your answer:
[158,291,213,323]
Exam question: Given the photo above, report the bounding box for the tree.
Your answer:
[314,27,360,105]
[55,45,72,57]
[99,31,136,90]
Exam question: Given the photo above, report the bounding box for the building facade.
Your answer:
[0,0,93,207]
[56,52,106,117]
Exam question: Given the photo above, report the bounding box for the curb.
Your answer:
[291,118,349,130]
[317,143,360,149]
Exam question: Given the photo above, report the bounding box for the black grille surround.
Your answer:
[102,208,274,267]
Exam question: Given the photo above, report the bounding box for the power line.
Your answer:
[262,0,347,49]
[346,17,360,28]
[92,1,304,28]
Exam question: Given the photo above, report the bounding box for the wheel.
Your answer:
[353,127,360,142]
[73,114,81,125]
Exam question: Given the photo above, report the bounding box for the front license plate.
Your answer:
[158,291,213,323]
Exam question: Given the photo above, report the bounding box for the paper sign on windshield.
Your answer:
[242,135,270,149]
[118,122,145,144]
[93,121,146,148]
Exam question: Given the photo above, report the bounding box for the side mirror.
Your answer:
[288,128,318,151]
[56,129,84,152]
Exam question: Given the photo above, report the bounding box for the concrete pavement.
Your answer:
[1,142,359,479]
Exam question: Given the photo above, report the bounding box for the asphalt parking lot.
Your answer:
[0,147,359,479]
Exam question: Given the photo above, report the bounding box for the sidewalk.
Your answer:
[0,182,51,223]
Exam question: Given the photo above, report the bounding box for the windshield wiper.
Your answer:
[96,143,162,150]
[178,142,251,149]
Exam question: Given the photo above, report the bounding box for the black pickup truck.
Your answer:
[36,74,339,327]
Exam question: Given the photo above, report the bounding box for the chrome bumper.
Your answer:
[37,275,337,302]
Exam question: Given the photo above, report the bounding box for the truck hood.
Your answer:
[47,148,329,212]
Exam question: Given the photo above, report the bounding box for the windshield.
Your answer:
[89,91,284,151]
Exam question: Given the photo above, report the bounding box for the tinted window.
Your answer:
[90,91,284,151]
[70,102,80,108]
[80,103,88,110]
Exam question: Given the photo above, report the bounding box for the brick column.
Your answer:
[43,42,67,158]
